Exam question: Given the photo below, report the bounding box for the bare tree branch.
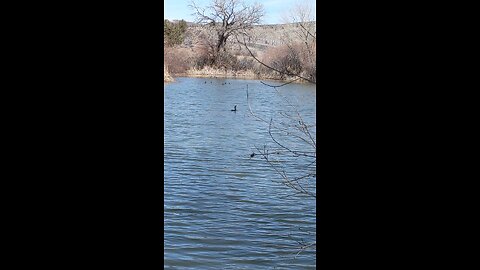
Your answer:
[190,0,264,65]
[236,33,316,84]
[247,84,316,199]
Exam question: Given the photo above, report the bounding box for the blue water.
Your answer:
[164,77,316,269]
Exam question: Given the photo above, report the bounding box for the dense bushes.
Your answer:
[164,43,316,82]
[164,47,194,74]
[164,26,316,82]
[262,45,302,79]
[260,42,316,82]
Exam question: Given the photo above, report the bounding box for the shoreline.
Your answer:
[164,64,174,82]
[164,74,313,85]
[164,74,310,84]
[175,73,275,81]
[168,71,309,84]
[164,66,313,84]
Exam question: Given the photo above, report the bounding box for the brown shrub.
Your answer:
[261,42,316,82]
[261,44,301,79]
[193,44,215,68]
[164,47,196,74]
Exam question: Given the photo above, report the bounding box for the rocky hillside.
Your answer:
[181,21,316,53]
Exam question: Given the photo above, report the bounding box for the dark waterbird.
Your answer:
[231,105,237,112]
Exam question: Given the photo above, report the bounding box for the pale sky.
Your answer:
[164,0,316,25]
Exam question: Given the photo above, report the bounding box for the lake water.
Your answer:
[164,77,316,269]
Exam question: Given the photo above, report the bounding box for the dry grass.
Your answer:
[186,66,255,79]
[164,64,173,82]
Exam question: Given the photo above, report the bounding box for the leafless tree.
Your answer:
[189,0,264,65]
[281,2,316,82]
[281,1,316,41]
[236,1,316,83]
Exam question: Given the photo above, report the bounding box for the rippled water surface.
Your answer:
[164,77,316,269]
